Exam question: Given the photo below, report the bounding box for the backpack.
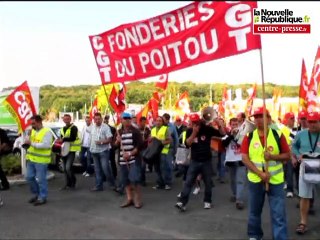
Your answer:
[248,129,282,152]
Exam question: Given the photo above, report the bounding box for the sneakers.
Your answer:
[34,199,47,206]
[165,185,171,190]
[175,202,186,212]
[152,185,164,190]
[84,173,90,177]
[286,192,294,198]
[236,202,244,210]
[28,196,38,204]
[192,186,201,195]
[82,171,87,176]
[204,202,211,209]
[177,192,181,198]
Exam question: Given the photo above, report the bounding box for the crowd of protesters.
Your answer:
[1,107,319,240]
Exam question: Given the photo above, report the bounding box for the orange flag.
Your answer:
[299,59,309,111]
[89,97,99,122]
[3,81,37,133]
[174,91,190,117]
[245,83,257,116]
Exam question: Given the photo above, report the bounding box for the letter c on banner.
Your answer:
[92,36,104,50]
[14,91,25,105]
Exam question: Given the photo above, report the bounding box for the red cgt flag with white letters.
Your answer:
[3,81,37,133]
[89,1,261,84]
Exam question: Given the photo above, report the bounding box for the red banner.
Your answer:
[3,81,37,133]
[89,1,261,84]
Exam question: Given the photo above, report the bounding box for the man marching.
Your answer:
[241,107,290,240]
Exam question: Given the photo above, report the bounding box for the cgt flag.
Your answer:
[89,1,261,84]
[2,81,37,133]
[299,59,309,111]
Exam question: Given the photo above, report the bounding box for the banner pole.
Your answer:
[259,49,269,192]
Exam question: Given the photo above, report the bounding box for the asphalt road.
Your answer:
[0,170,319,239]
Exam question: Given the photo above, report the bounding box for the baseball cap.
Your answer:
[307,112,320,121]
[189,113,200,122]
[121,112,132,119]
[250,107,270,117]
[283,112,295,121]
[175,116,182,121]
[298,110,308,119]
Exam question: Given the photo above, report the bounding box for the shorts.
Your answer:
[120,161,141,186]
[298,166,320,198]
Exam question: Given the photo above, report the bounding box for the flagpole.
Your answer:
[102,84,117,125]
[259,48,269,192]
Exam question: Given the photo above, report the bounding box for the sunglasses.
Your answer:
[123,117,131,120]
[300,117,306,120]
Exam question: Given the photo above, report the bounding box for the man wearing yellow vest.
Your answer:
[59,114,81,190]
[151,116,172,190]
[241,107,290,240]
[24,115,53,206]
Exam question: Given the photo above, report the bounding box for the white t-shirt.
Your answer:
[81,124,92,148]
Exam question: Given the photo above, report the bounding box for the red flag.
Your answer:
[152,91,164,102]
[155,74,169,90]
[109,84,126,113]
[307,46,320,111]
[311,46,320,92]
[149,98,159,119]
[89,97,99,122]
[299,59,309,111]
[3,81,37,133]
[89,2,261,84]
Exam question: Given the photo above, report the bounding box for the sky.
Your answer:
[0,1,319,91]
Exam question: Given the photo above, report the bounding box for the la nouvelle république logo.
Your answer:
[253,8,311,34]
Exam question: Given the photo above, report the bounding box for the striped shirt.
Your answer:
[119,126,143,165]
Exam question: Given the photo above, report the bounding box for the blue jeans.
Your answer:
[62,152,76,187]
[218,152,226,179]
[155,150,173,187]
[80,147,93,174]
[248,182,287,240]
[180,160,213,205]
[284,161,294,192]
[26,161,48,200]
[92,150,115,190]
[228,163,247,203]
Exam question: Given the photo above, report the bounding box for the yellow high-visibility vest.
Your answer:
[151,126,170,154]
[60,125,81,152]
[182,131,187,145]
[248,129,284,184]
[26,127,53,164]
